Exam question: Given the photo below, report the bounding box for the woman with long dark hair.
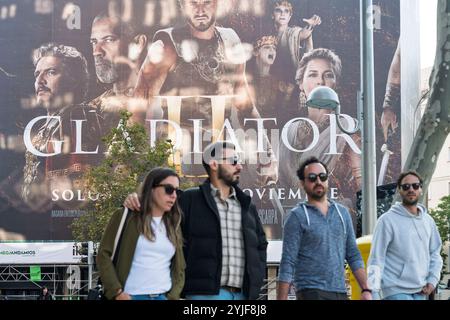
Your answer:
[97,167,185,300]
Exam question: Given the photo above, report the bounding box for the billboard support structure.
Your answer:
[361,0,378,235]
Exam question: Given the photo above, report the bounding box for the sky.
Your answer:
[420,0,437,69]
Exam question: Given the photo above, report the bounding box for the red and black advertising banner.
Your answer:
[0,0,402,241]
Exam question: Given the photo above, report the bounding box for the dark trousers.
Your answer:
[296,288,348,300]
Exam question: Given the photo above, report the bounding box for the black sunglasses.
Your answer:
[307,172,328,183]
[400,183,422,191]
[154,184,182,196]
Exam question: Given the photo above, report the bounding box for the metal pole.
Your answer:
[88,241,93,290]
[360,0,377,235]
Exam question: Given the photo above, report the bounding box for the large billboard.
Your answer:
[0,0,404,241]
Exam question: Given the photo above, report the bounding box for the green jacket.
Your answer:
[97,208,185,300]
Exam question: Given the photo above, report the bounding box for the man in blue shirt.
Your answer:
[277,157,372,300]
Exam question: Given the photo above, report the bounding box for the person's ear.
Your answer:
[209,160,219,172]
[298,81,304,92]
[128,34,148,66]
[299,179,305,189]
[135,34,148,55]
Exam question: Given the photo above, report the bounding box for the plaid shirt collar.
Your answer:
[210,183,237,201]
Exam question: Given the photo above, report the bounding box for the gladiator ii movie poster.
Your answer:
[0,0,405,241]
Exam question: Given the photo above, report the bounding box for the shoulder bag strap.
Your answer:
[96,208,131,290]
[111,207,130,262]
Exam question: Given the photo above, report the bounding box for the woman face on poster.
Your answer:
[301,58,336,124]
[300,58,337,96]
[296,49,341,124]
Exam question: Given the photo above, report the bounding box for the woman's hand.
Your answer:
[123,192,141,211]
[114,289,132,300]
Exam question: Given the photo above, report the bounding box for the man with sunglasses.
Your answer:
[367,171,442,300]
[277,157,371,300]
[124,141,268,300]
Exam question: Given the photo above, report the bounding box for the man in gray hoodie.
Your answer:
[367,171,443,300]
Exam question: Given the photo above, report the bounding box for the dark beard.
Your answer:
[187,15,215,32]
[307,185,327,200]
[402,197,418,206]
[308,191,326,201]
[218,165,239,187]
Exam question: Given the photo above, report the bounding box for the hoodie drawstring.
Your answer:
[334,204,347,235]
[302,204,310,226]
[411,206,424,241]
[302,203,347,235]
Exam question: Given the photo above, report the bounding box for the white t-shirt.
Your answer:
[124,216,176,295]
